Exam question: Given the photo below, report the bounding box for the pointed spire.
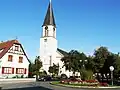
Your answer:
[42,0,56,27]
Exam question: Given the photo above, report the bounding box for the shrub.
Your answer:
[12,76,16,78]
[21,75,24,78]
[60,79,100,87]
[81,70,94,80]
[99,83,108,87]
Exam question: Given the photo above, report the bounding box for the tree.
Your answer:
[93,46,110,73]
[48,66,54,74]
[86,55,94,70]
[61,50,86,76]
[34,56,42,80]
[48,63,59,77]
[79,52,87,69]
[28,63,36,77]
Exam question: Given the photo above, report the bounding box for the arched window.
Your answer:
[45,30,48,36]
[53,28,55,37]
[45,26,48,36]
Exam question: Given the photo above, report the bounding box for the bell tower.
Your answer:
[40,0,57,74]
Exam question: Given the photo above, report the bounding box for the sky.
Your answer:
[0,0,120,61]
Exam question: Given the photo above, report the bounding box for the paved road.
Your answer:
[0,81,120,90]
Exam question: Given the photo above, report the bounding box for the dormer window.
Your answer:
[15,46,19,51]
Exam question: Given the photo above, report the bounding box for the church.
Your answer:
[40,1,74,77]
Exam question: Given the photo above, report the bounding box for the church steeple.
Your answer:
[42,0,56,27]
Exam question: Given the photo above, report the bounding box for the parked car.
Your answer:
[38,75,52,81]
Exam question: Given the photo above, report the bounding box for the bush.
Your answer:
[61,74,68,79]
[81,70,94,80]
[99,83,108,87]
[12,76,16,78]
[60,79,99,87]
[21,75,24,78]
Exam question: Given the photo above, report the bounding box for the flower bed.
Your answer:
[60,79,108,87]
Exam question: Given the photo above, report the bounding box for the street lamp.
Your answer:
[109,66,114,86]
[80,59,87,69]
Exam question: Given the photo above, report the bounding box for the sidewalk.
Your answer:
[0,78,36,84]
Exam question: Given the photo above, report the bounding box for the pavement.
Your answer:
[0,81,120,90]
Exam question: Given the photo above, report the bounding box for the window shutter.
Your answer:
[2,67,4,74]
[12,68,14,74]
[24,68,26,74]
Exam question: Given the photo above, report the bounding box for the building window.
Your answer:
[15,46,19,51]
[53,28,55,37]
[16,68,24,74]
[44,39,47,42]
[8,55,13,62]
[45,30,48,36]
[2,67,14,74]
[20,49,22,52]
[19,57,23,63]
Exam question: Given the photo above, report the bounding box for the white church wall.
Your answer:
[42,26,56,38]
[40,37,57,57]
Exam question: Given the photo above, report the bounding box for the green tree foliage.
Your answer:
[114,53,120,77]
[28,56,42,78]
[35,56,42,71]
[86,56,94,70]
[93,46,110,73]
[60,46,120,79]
[61,50,87,75]
[81,70,94,80]
[48,63,59,76]
[28,63,36,77]
[35,56,42,79]
[79,52,87,69]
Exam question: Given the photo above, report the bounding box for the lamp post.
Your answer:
[80,59,87,69]
[109,66,114,86]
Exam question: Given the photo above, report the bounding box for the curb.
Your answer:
[50,82,120,89]
[0,81,35,84]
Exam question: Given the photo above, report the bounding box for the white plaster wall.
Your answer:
[40,25,57,74]
[42,26,56,38]
[0,45,29,78]
[40,37,57,57]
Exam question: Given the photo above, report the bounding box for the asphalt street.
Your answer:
[0,81,120,90]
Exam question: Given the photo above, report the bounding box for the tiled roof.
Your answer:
[57,48,68,56]
[0,40,30,63]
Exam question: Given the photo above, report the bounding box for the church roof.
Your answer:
[42,1,56,27]
[57,48,68,56]
[0,40,30,63]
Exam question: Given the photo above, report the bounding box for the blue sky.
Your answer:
[0,0,120,61]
